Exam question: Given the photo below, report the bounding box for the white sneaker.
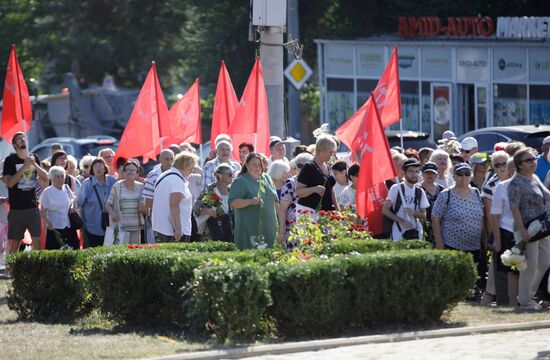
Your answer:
[519,300,542,311]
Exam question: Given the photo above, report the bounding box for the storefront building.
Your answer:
[315,16,550,140]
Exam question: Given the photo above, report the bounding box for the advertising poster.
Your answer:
[432,84,451,140]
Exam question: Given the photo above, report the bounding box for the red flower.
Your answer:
[211,193,220,202]
[289,219,295,224]
[319,210,327,216]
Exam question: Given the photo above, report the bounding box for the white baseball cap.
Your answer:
[543,135,550,145]
[442,130,457,140]
[460,137,478,151]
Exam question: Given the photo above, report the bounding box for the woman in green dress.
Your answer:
[229,153,278,249]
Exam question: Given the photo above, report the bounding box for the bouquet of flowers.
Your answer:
[500,246,527,271]
[201,191,222,208]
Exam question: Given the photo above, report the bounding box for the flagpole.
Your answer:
[399,118,404,152]
[13,45,29,147]
[152,61,163,152]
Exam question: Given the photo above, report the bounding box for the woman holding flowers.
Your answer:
[193,164,234,242]
[295,135,338,221]
[507,147,550,311]
[229,153,278,250]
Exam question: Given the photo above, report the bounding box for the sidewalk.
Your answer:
[147,320,550,360]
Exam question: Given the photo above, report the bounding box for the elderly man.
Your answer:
[268,136,289,166]
[3,132,48,263]
[142,149,175,211]
[98,148,116,176]
[202,140,241,189]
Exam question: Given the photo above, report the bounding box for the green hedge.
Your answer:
[184,264,272,342]
[7,241,239,321]
[89,250,274,326]
[328,239,430,255]
[7,251,91,320]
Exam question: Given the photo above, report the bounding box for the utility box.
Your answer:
[252,0,287,27]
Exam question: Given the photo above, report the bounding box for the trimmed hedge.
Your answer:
[7,241,239,321]
[328,239,430,255]
[7,251,91,320]
[184,264,272,342]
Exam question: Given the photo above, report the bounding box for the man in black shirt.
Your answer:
[2,132,48,261]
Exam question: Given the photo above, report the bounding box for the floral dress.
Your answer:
[281,176,298,249]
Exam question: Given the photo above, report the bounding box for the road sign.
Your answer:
[284,59,312,90]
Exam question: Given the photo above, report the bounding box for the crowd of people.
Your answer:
[1,128,550,311]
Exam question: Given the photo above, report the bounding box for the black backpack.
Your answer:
[381,183,422,238]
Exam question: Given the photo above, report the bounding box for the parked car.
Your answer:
[458,125,550,154]
[385,130,437,150]
[30,136,119,161]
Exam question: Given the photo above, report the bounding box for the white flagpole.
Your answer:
[399,118,404,151]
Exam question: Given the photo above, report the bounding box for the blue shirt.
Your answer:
[77,175,116,236]
[535,154,550,181]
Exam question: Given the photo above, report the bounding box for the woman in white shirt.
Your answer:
[39,166,79,249]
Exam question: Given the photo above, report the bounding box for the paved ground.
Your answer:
[244,328,550,360]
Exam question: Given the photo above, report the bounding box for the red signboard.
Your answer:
[398,16,495,38]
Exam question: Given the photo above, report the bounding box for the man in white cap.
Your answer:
[460,137,478,163]
[535,135,550,181]
[268,136,289,166]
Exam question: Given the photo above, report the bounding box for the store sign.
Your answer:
[356,46,385,77]
[397,48,419,78]
[530,49,550,82]
[493,48,527,82]
[456,48,489,82]
[324,44,353,76]
[398,16,494,38]
[496,17,550,40]
[421,48,452,80]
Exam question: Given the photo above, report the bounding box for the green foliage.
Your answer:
[341,250,476,326]
[184,263,272,342]
[329,239,430,255]
[268,259,351,336]
[7,251,92,320]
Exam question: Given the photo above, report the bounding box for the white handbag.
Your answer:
[103,224,130,246]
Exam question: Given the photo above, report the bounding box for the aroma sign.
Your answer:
[398,17,495,38]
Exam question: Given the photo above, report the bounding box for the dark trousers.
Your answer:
[46,228,79,250]
[445,245,485,291]
[85,230,104,248]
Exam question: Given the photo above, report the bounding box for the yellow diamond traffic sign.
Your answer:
[284,59,313,90]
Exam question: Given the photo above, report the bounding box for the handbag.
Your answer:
[206,214,233,242]
[103,224,130,246]
[92,184,110,229]
[64,185,83,229]
[524,213,550,242]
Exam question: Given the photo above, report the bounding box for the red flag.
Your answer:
[227,57,270,159]
[115,62,169,164]
[164,78,202,145]
[356,94,397,235]
[1,45,32,142]
[336,46,401,156]
[211,61,238,149]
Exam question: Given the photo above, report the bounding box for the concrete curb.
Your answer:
[147,320,550,360]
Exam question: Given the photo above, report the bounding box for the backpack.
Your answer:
[381,183,422,238]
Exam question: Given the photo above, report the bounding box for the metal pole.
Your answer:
[13,45,29,146]
[399,118,404,151]
[259,27,285,139]
[287,0,301,140]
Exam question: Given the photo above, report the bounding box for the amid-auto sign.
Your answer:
[398,16,495,38]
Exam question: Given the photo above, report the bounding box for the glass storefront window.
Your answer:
[421,82,431,134]
[356,79,377,108]
[493,84,527,126]
[389,81,420,131]
[477,87,487,128]
[326,78,354,131]
[530,85,550,125]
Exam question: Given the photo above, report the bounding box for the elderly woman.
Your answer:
[106,161,144,245]
[193,164,234,242]
[152,152,198,243]
[430,149,454,188]
[296,135,339,219]
[39,166,79,250]
[98,148,117,177]
[471,154,489,191]
[229,153,278,250]
[77,158,117,247]
[508,147,550,311]
[432,162,484,291]
[50,150,77,191]
[268,160,291,200]
[276,152,314,248]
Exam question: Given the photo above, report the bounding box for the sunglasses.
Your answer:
[83,164,91,169]
[296,163,305,169]
[521,157,537,164]
[461,149,471,154]
[125,168,137,174]
[493,162,507,169]
[455,171,472,177]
